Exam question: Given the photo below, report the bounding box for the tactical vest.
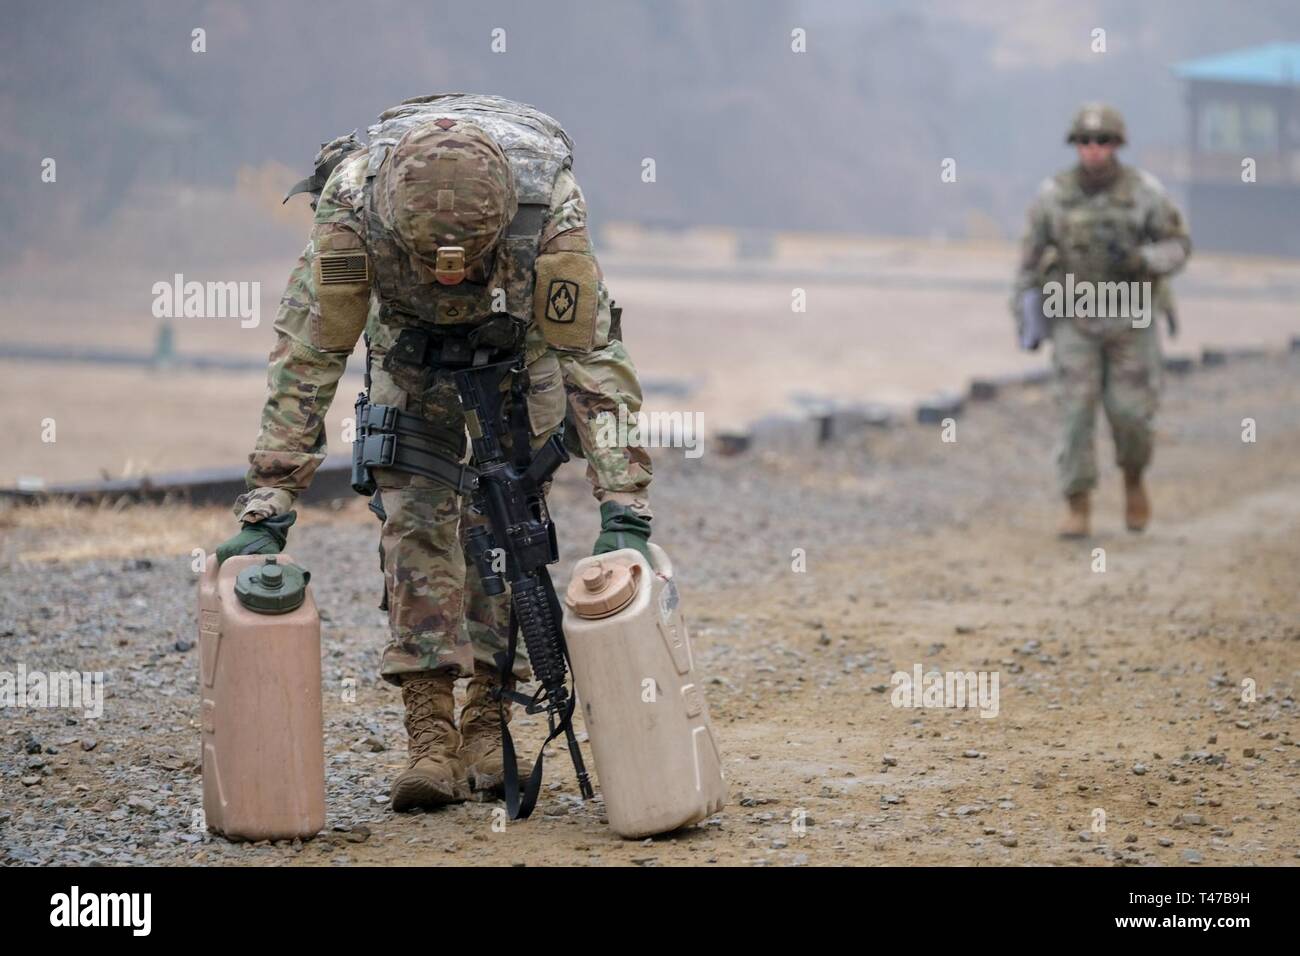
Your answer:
[1050,167,1145,281]
[1047,165,1174,331]
[360,94,574,346]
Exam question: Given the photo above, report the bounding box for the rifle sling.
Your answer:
[495,568,580,821]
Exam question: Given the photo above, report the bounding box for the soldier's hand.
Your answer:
[1107,240,1145,277]
[215,510,297,565]
[592,502,651,562]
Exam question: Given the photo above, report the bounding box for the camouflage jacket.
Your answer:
[233,152,652,523]
[1012,162,1191,330]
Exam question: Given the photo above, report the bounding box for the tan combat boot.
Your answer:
[458,661,524,798]
[1124,470,1150,532]
[1058,492,1090,538]
[390,674,469,811]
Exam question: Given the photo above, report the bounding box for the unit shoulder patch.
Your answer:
[545,278,579,323]
[534,251,598,351]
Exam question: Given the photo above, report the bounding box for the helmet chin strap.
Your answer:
[466,245,497,284]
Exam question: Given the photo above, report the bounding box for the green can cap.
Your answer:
[234,556,311,615]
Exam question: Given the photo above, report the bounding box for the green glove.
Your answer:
[592,501,651,561]
[215,511,297,565]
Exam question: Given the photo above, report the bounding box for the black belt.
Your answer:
[382,318,524,370]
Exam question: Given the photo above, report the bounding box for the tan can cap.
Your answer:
[566,559,640,619]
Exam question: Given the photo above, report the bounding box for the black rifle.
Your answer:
[351,354,592,819]
[456,358,593,818]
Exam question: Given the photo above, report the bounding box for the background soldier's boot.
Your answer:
[458,662,522,798]
[1058,492,1090,538]
[1124,470,1151,532]
[391,674,468,811]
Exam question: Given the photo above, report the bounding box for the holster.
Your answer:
[351,394,479,497]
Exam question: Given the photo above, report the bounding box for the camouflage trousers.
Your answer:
[367,341,568,687]
[1050,318,1163,496]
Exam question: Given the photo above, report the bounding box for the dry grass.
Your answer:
[0,496,378,565]
[0,499,233,564]
[7,241,1298,485]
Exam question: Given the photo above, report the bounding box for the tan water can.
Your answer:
[197,553,325,841]
[563,544,726,838]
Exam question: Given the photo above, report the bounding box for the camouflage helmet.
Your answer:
[374,119,516,283]
[1066,103,1127,145]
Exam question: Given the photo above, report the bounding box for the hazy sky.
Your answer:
[3,0,1298,267]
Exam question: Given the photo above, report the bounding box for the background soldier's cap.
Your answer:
[375,119,517,273]
[1066,102,1127,145]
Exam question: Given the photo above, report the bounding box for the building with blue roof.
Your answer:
[1173,43,1300,254]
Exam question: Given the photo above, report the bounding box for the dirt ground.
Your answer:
[1,349,1296,866]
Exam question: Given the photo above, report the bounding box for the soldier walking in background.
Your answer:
[1013,104,1192,538]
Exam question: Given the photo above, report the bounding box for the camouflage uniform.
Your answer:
[1013,108,1191,497]
[234,103,651,686]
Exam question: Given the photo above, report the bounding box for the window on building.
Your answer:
[1199,99,1278,152]
[1242,103,1279,152]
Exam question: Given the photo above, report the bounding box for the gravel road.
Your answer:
[2,351,1297,866]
